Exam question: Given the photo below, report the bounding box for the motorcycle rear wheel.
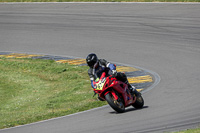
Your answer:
[105,92,125,113]
[132,95,144,109]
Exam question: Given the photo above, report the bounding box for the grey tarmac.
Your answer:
[0,3,200,133]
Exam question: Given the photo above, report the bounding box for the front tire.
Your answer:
[105,92,125,113]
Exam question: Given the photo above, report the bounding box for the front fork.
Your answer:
[104,90,119,100]
[111,91,119,100]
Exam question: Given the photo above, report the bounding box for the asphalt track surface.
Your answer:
[0,2,200,133]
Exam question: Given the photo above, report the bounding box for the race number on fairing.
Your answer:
[96,78,106,90]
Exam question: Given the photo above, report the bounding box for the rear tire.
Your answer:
[132,95,144,109]
[105,92,125,113]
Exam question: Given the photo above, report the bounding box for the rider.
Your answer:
[86,53,141,97]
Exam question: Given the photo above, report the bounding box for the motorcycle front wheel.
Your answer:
[105,92,125,113]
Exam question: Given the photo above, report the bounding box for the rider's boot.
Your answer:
[128,84,141,97]
[124,79,141,97]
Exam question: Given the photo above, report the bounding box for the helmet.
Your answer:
[86,53,98,68]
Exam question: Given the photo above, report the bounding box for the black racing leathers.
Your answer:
[87,59,128,89]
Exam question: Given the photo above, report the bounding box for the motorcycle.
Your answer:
[93,72,144,113]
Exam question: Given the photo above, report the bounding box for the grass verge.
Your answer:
[171,128,200,133]
[0,58,107,129]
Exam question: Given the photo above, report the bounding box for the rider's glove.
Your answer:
[93,84,97,89]
[112,70,117,77]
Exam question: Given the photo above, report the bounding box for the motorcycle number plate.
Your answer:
[96,78,106,90]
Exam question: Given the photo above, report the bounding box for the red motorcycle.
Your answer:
[93,72,144,113]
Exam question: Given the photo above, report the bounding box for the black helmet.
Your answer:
[86,53,98,68]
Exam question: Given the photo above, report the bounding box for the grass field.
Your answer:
[0,58,107,129]
[172,128,200,133]
[0,0,200,2]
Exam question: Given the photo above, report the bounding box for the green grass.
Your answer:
[0,58,107,129]
[171,128,200,133]
[0,0,199,2]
